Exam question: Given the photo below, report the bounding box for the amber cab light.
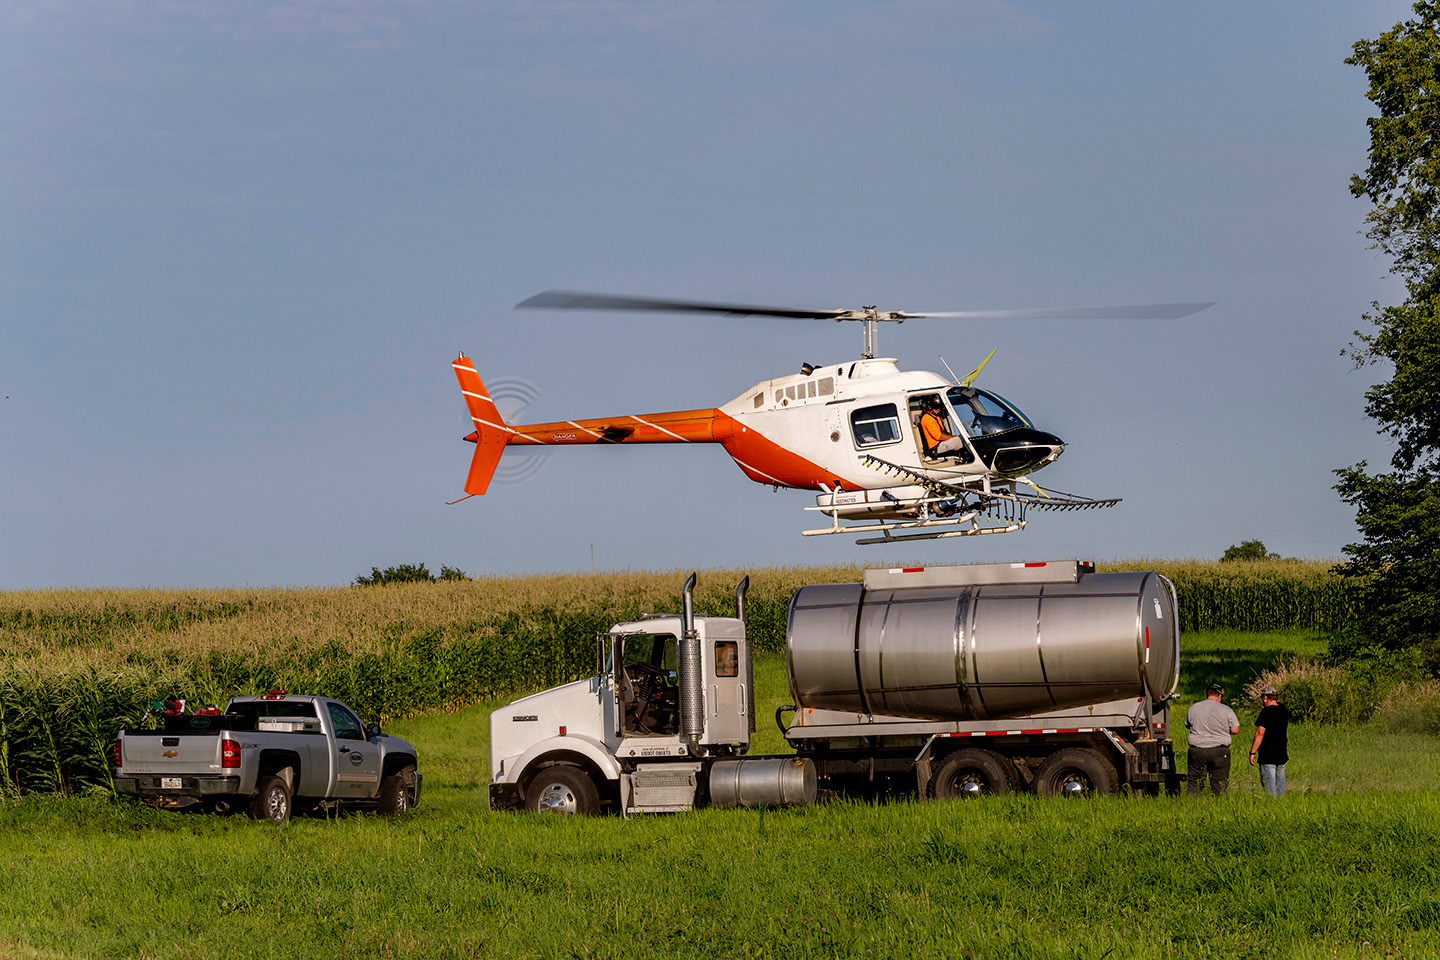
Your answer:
[221,739,241,769]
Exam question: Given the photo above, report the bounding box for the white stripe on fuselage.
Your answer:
[628,414,690,442]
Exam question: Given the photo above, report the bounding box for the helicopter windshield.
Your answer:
[946,387,1034,437]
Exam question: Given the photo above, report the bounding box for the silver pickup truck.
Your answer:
[113,692,421,822]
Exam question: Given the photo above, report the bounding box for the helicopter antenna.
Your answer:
[938,355,962,384]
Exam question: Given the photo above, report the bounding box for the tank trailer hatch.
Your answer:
[863,560,1094,590]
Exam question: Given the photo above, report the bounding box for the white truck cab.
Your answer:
[489,576,795,814]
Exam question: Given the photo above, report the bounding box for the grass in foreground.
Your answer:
[1,792,1438,960]
[3,629,1437,960]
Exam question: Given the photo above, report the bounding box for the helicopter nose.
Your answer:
[982,429,1066,474]
[1034,430,1065,464]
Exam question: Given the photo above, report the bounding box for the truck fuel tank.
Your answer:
[785,561,1178,723]
[708,757,817,808]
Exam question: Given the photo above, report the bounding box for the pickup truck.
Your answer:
[113,692,421,822]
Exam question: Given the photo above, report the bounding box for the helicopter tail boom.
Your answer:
[507,409,719,445]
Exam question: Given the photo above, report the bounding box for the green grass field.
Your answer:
[2,629,1439,960]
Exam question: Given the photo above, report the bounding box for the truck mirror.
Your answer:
[366,723,382,739]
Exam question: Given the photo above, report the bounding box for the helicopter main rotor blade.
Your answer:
[910,302,1216,320]
[517,290,849,321]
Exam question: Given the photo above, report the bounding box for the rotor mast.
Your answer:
[843,306,904,359]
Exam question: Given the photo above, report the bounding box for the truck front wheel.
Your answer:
[931,749,1011,798]
[524,765,598,816]
[378,766,417,816]
[249,775,292,822]
[1034,748,1117,797]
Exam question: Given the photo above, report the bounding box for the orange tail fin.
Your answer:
[451,355,511,496]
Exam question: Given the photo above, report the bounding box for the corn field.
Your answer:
[0,559,1350,795]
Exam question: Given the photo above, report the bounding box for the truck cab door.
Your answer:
[326,701,380,798]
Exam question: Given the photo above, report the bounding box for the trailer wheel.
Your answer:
[930,749,1011,799]
[1034,748,1117,797]
[378,765,416,816]
[248,775,292,822]
[525,764,599,816]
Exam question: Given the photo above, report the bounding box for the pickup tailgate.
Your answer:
[119,730,231,777]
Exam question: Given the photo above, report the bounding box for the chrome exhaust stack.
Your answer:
[736,576,754,736]
[679,572,704,756]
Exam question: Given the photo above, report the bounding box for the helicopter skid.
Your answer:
[805,483,1031,542]
[853,521,1026,545]
[802,511,1025,541]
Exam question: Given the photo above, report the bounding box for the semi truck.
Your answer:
[488,560,1181,815]
[114,693,422,821]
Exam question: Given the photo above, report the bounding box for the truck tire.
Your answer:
[1034,748,1117,797]
[930,749,1011,798]
[524,764,598,816]
[249,775,292,822]
[378,766,416,816]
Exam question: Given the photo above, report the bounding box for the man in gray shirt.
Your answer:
[1185,682,1241,796]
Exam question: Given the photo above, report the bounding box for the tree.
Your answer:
[1337,4,1440,669]
[354,563,435,586]
[1221,540,1279,562]
[354,563,469,585]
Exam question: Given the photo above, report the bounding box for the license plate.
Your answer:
[161,777,182,790]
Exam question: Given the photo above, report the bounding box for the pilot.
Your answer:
[919,396,968,458]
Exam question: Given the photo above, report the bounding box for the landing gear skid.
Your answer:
[801,456,1121,544]
[802,501,1025,543]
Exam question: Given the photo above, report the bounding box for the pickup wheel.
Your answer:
[931,749,1012,799]
[1034,748,1118,798]
[248,775,293,822]
[378,766,417,816]
[524,764,598,816]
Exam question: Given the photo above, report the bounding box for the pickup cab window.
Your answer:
[327,702,366,741]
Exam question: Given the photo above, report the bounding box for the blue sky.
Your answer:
[0,0,1416,587]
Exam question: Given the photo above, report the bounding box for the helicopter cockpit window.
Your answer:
[946,387,1034,437]
[851,403,902,448]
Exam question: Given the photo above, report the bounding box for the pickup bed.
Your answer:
[113,693,421,821]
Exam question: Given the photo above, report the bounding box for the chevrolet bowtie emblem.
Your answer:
[162,750,178,758]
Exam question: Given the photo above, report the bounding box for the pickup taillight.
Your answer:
[113,739,122,768]
[221,739,241,769]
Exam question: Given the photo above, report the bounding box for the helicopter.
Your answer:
[451,291,1214,544]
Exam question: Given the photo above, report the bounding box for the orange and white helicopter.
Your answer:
[451,291,1214,544]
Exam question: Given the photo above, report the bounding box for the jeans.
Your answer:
[1259,763,1286,797]
[1186,745,1231,796]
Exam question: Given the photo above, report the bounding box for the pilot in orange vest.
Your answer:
[920,396,967,458]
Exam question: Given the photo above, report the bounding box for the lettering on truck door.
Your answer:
[326,701,380,797]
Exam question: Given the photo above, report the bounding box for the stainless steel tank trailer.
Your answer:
[488,560,1181,815]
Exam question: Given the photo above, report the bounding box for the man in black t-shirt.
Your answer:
[1249,685,1289,797]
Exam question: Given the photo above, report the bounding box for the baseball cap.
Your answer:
[1206,682,1224,695]
[1260,685,1279,697]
